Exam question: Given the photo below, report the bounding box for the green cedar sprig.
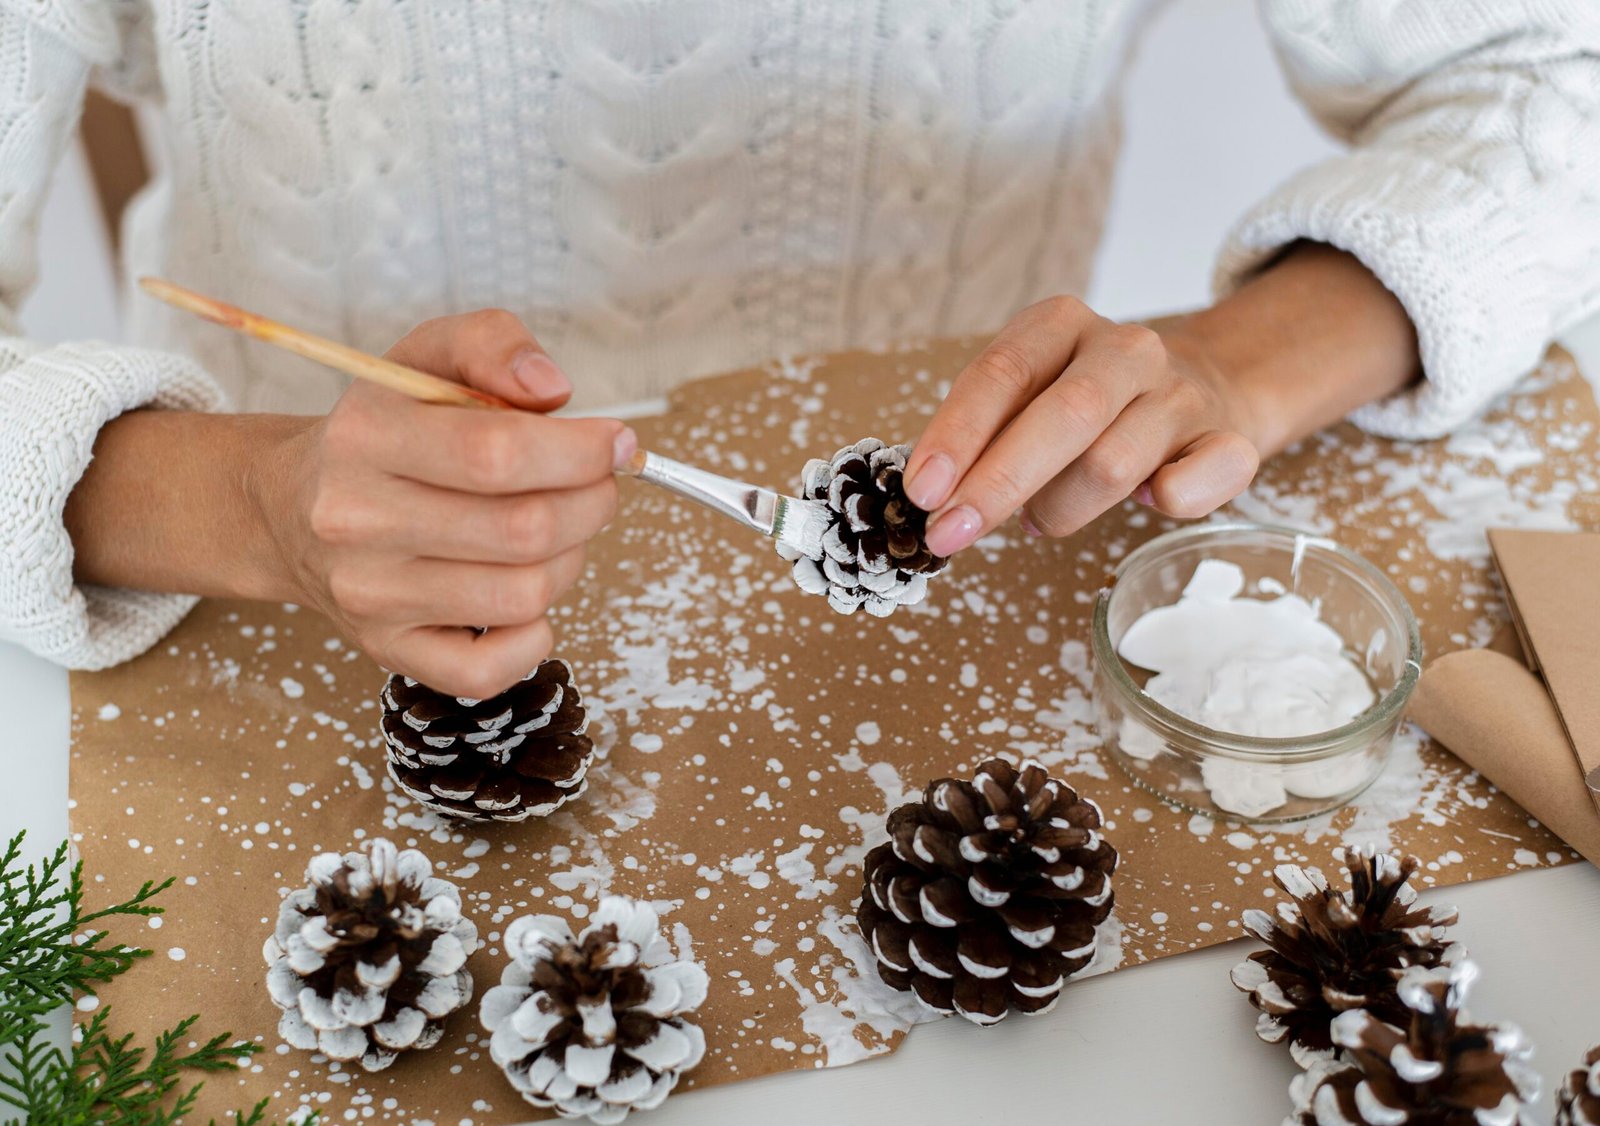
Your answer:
[0,832,312,1125]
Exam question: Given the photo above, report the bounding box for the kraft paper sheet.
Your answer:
[66,341,1599,1123]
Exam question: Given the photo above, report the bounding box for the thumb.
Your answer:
[386,309,573,411]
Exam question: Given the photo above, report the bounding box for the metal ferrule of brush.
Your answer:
[630,450,779,536]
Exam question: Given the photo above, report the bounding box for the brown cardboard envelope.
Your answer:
[1411,644,1600,867]
[1488,528,1600,813]
[1410,529,1600,867]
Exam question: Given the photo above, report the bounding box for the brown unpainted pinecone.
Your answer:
[480,897,708,1125]
[1287,961,1539,1126]
[263,839,478,1072]
[777,438,947,617]
[382,658,594,822]
[1558,1044,1600,1126]
[1232,846,1459,1067]
[857,758,1117,1026]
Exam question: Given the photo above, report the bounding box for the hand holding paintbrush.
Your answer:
[73,287,622,698]
[138,278,832,559]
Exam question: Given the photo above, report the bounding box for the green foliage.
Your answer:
[0,832,310,1125]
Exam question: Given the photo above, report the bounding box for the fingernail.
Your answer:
[513,349,572,399]
[1020,512,1043,538]
[612,426,639,471]
[925,505,982,556]
[1133,483,1154,506]
[906,452,956,511]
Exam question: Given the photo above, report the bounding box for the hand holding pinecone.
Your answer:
[263,839,478,1072]
[857,758,1117,1025]
[1286,960,1539,1126]
[382,658,595,822]
[777,438,948,617]
[1558,1043,1600,1126]
[480,897,709,1124]
[1232,846,1458,1067]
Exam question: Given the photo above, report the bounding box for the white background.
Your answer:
[8,2,1599,1124]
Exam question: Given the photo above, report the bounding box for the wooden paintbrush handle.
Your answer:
[138,277,515,411]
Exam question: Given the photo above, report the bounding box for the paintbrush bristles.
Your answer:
[772,497,831,559]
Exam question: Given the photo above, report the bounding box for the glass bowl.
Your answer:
[1090,523,1422,824]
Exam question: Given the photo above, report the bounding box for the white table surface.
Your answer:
[6,319,1600,1125]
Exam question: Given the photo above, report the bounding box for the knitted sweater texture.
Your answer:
[2,0,1598,667]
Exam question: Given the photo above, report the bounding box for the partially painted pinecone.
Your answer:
[777,438,947,617]
[382,658,594,822]
[1557,1044,1600,1126]
[857,758,1118,1026]
[1287,961,1539,1126]
[263,839,478,1072]
[481,897,709,1124]
[1233,846,1459,1067]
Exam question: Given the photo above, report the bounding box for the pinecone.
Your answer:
[856,758,1118,1026]
[480,897,709,1124]
[382,658,595,822]
[1557,1043,1600,1126]
[1232,845,1459,1067]
[263,839,478,1072]
[777,437,948,617]
[1286,961,1539,1126]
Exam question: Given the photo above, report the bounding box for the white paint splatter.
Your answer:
[774,843,837,901]
[1300,726,1445,851]
[773,907,936,1068]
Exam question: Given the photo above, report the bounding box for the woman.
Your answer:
[2,2,1597,698]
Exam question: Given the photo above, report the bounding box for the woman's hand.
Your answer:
[259,310,634,698]
[902,246,1423,555]
[904,296,1261,555]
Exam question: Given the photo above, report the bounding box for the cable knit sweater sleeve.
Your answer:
[1217,1,1600,439]
[0,8,226,669]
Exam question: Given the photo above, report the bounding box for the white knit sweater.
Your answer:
[3,0,1599,670]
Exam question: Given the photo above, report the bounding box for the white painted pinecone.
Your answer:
[382,658,595,822]
[1558,1044,1600,1126]
[777,437,947,618]
[856,758,1118,1026]
[1285,961,1540,1126]
[480,897,709,1124]
[262,839,478,1072]
[1230,845,1458,1069]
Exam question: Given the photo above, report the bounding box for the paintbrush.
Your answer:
[137,276,832,559]
[622,448,831,559]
